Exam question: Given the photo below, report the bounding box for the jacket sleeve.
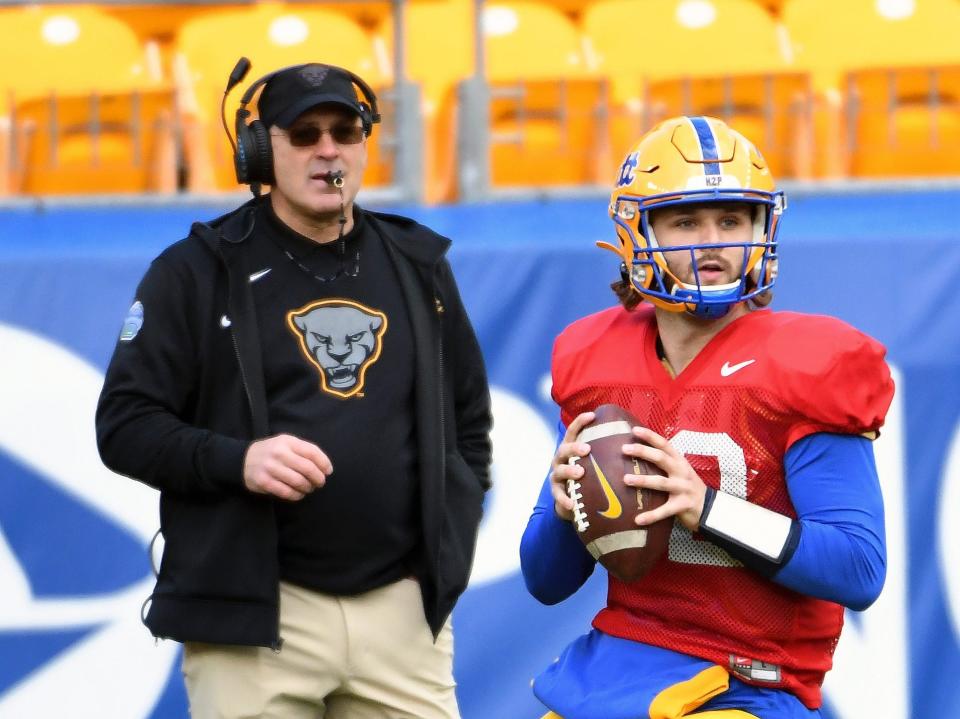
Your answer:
[439,259,493,489]
[95,254,249,495]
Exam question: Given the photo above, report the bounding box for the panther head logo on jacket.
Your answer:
[287,299,388,398]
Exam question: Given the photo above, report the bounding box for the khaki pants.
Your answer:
[182,578,458,719]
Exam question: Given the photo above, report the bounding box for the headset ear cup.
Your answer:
[359,102,373,136]
[247,119,273,184]
[234,113,253,184]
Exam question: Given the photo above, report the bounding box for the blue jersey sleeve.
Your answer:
[773,432,887,610]
[520,421,596,604]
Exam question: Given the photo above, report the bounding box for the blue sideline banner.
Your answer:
[0,192,958,717]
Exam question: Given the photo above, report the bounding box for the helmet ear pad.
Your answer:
[234,116,274,185]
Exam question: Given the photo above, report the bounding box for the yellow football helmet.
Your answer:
[602,116,786,318]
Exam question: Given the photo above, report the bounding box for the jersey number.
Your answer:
[667,431,747,567]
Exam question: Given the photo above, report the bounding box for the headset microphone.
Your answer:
[222,56,272,195]
[226,57,251,93]
[220,56,251,158]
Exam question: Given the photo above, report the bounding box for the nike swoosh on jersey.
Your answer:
[589,454,623,519]
[220,315,231,328]
[248,268,272,283]
[720,359,756,377]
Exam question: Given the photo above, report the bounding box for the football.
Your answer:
[567,403,672,582]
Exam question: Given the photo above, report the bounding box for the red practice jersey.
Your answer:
[550,305,894,708]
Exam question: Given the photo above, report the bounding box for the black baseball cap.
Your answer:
[258,64,367,129]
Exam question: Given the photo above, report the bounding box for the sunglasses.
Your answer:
[275,123,366,147]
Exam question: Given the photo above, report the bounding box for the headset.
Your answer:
[221,57,381,190]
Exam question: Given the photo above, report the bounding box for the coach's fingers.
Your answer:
[260,478,307,502]
[288,437,334,478]
[285,445,331,488]
[244,435,322,495]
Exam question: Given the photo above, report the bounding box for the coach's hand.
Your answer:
[243,434,333,501]
[548,411,595,521]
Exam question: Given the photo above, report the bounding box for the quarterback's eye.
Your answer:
[721,212,749,228]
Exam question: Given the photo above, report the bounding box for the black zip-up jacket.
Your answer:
[96,199,493,646]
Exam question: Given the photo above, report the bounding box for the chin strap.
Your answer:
[674,283,741,319]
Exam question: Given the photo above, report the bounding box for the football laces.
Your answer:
[567,479,590,532]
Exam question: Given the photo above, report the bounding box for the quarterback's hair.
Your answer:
[611,278,642,311]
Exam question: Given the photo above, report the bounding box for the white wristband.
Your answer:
[700,488,798,566]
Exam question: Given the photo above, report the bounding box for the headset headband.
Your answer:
[237,62,381,126]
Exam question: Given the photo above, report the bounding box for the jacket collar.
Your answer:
[365,209,450,267]
[188,199,449,269]
[188,196,261,255]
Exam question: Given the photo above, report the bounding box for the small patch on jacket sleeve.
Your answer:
[119,300,144,342]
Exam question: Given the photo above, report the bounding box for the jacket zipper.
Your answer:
[222,242,284,650]
[229,329,257,431]
[229,326,283,651]
[435,294,446,479]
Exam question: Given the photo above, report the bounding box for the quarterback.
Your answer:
[520,116,894,719]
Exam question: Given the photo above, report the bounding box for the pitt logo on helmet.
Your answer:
[617,152,639,188]
[600,115,786,319]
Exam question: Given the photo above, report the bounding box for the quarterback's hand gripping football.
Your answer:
[622,426,707,532]
[549,411,596,521]
[244,434,333,501]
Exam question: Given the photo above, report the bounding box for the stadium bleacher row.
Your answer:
[2,0,960,200]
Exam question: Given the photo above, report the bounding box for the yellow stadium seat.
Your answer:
[374,0,474,202]
[784,0,960,178]
[0,5,178,195]
[489,78,613,186]
[12,91,179,195]
[0,5,179,194]
[381,0,608,195]
[173,3,391,192]
[783,0,960,93]
[0,5,160,98]
[376,0,473,116]
[844,65,960,177]
[484,2,591,82]
[641,72,815,179]
[582,0,791,105]
[582,0,791,181]
[482,2,608,187]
